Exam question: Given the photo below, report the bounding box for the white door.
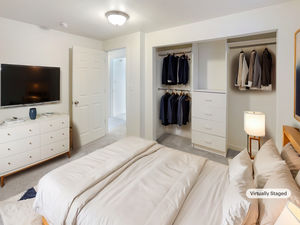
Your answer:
[112,58,126,117]
[72,46,107,149]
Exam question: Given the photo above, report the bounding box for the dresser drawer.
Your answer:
[41,139,69,160]
[41,127,69,146]
[192,118,226,137]
[0,148,40,174]
[193,92,226,108]
[41,116,69,134]
[0,135,40,159]
[192,131,226,152]
[192,105,226,122]
[0,123,40,144]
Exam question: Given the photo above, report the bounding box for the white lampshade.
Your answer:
[244,111,265,136]
[275,201,300,225]
[105,11,129,26]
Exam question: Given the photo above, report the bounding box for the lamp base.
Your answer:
[247,135,260,159]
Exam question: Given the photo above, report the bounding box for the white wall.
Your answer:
[145,0,300,149]
[0,17,102,123]
[103,32,145,137]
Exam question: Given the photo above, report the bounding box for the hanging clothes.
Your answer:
[178,55,185,84]
[159,92,170,126]
[166,55,178,85]
[183,56,189,85]
[159,92,190,126]
[162,55,169,85]
[261,48,272,87]
[235,51,249,90]
[245,50,256,87]
[251,53,262,89]
[182,95,190,125]
[167,94,179,124]
[177,95,186,126]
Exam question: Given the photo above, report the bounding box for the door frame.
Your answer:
[106,47,127,134]
[110,57,126,118]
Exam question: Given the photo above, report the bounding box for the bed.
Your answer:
[33,127,300,225]
[33,136,231,225]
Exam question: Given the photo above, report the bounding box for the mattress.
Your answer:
[33,136,229,225]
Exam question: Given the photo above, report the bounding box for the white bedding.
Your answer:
[33,136,229,225]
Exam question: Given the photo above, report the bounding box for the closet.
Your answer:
[153,32,277,157]
[155,45,193,139]
[227,33,277,153]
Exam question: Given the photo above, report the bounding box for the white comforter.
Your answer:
[33,136,229,225]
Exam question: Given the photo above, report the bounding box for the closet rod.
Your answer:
[158,88,191,92]
[158,51,192,56]
[229,42,276,49]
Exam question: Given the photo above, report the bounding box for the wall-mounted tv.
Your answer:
[0,64,60,108]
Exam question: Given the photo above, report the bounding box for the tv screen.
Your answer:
[1,64,60,107]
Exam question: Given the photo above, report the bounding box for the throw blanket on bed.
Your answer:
[33,136,208,225]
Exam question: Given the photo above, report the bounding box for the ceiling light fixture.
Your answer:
[105,11,129,26]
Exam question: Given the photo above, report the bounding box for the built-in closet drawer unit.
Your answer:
[0,135,40,159]
[41,127,69,146]
[0,148,40,174]
[41,116,69,133]
[41,139,69,159]
[192,105,226,123]
[192,131,226,153]
[193,92,226,108]
[0,123,40,144]
[192,118,226,137]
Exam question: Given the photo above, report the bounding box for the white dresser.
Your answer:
[0,114,70,187]
[192,92,227,156]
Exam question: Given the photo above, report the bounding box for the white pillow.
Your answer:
[296,171,300,188]
[229,149,252,182]
[281,142,300,178]
[259,163,300,225]
[222,169,258,225]
[253,139,285,188]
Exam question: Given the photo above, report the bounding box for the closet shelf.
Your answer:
[193,89,226,94]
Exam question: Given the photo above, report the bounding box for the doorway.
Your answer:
[108,49,126,132]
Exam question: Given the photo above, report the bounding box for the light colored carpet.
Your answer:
[0,187,41,225]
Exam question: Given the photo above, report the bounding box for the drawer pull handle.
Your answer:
[62,122,64,124]
[51,136,53,139]
[205,113,212,116]
[205,140,212,144]
[205,99,212,102]
[30,156,32,158]
[7,133,10,136]
[62,145,65,147]
[205,126,212,130]
[8,148,10,151]
[8,162,11,165]
[51,148,53,151]
[29,129,32,132]
[62,133,64,135]
[29,142,32,145]
[50,124,52,126]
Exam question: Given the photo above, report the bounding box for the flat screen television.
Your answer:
[0,64,60,107]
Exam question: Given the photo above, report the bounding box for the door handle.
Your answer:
[74,101,79,105]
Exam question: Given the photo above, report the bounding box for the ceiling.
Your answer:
[0,0,293,41]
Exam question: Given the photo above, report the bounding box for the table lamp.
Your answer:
[244,111,265,159]
[275,201,300,225]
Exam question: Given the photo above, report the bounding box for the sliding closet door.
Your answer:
[72,46,107,149]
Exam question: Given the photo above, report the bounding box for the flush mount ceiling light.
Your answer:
[105,11,129,26]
